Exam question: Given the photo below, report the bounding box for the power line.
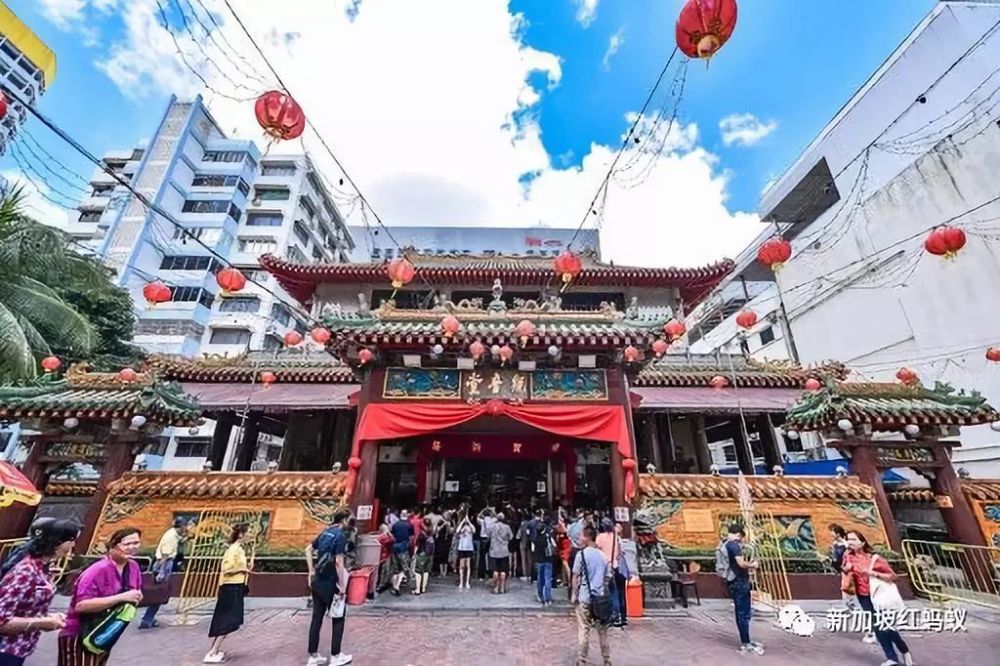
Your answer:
[177,0,271,86]
[567,46,680,249]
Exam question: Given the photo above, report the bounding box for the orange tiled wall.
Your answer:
[967,499,1000,547]
[638,496,888,555]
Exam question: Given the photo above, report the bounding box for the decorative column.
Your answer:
[692,414,713,474]
[757,414,783,470]
[849,443,900,550]
[352,436,379,533]
[80,435,136,552]
[209,413,236,472]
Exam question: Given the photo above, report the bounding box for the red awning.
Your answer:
[181,382,361,411]
[630,386,803,413]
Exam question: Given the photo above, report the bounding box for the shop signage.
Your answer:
[383,367,608,402]
[613,506,631,523]
[42,441,106,462]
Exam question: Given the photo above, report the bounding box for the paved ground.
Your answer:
[30,588,1000,665]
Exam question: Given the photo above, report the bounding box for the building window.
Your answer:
[299,196,317,221]
[170,286,214,308]
[261,164,296,177]
[253,187,290,201]
[203,150,249,164]
[208,328,251,345]
[192,174,251,196]
[312,247,322,261]
[181,199,231,215]
[246,213,283,227]
[227,202,242,223]
[758,326,775,346]
[174,437,211,458]
[238,238,277,254]
[91,184,114,196]
[270,303,292,327]
[263,333,282,352]
[78,211,102,223]
[293,221,310,245]
[160,255,221,271]
[218,296,261,313]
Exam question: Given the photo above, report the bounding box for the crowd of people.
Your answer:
[0,510,916,666]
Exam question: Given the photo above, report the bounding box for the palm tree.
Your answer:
[0,189,102,380]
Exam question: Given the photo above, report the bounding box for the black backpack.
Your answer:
[532,523,554,558]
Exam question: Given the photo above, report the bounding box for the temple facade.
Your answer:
[2,249,999,573]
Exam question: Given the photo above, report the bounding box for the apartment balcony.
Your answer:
[78,195,111,210]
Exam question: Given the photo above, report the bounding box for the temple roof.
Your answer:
[260,250,734,306]
[634,356,848,388]
[638,473,874,500]
[959,480,1000,501]
[784,380,999,432]
[107,471,348,500]
[0,365,201,426]
[149,352,355,384]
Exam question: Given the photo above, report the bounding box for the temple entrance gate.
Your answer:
[176,508,265,624]
[733,475,792,612]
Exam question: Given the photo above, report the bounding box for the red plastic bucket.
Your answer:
[346,566,376,606]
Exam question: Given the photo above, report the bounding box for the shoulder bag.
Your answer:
[868,554,906,612]
[81,562,137,655]
[580,550,614,626]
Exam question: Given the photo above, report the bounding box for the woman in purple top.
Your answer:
[0,519,80,666]
[58,528,144,666]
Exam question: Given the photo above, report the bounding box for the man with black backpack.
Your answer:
[305,510,353,666]
[531,512,555,606]
[572,526,613,666]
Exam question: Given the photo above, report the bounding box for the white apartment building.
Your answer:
[689,1,1000,476]
[0,1,55,154]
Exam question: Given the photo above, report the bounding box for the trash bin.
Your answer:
[357,534,381,568]
[347,566,376,606]
[625,578,644,618]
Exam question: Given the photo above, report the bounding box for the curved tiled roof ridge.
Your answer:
[108,471,349,499]
[148,353,355,384]
[634,356,847,388]
[637,473,874,500]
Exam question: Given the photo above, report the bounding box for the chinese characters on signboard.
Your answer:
[382,368,609,402]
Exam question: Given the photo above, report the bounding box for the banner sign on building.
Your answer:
[382,368,608,402]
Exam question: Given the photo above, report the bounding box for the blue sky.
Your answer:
[2,0,939,265]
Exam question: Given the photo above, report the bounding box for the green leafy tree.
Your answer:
[0,189,139,379]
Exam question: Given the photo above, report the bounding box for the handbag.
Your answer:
[868,555,906,612]
[327,593,346,619]
[81,562,136,655]
[580,549,614,627]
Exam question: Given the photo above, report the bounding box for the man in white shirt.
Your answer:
[139,519,187,629]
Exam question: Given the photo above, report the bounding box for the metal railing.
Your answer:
[0,537,72,584]
[901,539,1000,610]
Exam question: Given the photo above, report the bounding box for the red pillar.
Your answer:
[352,439,379,533]
[849,444,900,551]
[79,439,135,553]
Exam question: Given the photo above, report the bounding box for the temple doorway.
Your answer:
[443,458,548,510]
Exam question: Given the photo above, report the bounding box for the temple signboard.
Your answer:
[41,442,107,463]
[382,368,608,402]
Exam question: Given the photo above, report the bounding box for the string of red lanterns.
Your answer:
[623,345,640,363]
[676,0,738,61]
[441,315,461,338]
[284,330,303,347]
[924,225,967,259]
[663,319,686,341]
[469,340,486,360]
[553,250,582,289]
[310,327,331,344]
[756,237,792,272]
[358,348,374,365]
[142,280,171,306]
[987,347,1000,363]
[896,367,919,385]
[254,91,306,142]
[386,256,416,290]
[735,309,758,330]
[216,267,246,296]
[652,339,669,357]
[515,319,536,346]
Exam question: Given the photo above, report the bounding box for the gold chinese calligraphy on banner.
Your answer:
[461,369,529,402]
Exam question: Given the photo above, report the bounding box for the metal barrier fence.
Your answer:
[901,539,1000,610]
[176,509,265,624]
[0,537,71,584]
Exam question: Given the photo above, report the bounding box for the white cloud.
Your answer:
[719,113,778,147]
[39,0,119,32]
[46,0,760,269]
[1,170,71,230]
[601,27,624,71]
[573,0,599,28]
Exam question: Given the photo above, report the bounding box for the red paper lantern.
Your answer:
[515,319,536,344]
[804,377,822,392]
[652,339,669,357]
[664,319,687,341]
[41,356,61,373]
[284,330,303,347]
[310,327,331,344]
[987,347,1000,363]
[553,250,583,285]
[347,456,362,471]
[924,225,967,259]
[498,345,514,364]
[676,0,738,60]
[386,256,416,289]
[469,340,486,360]
[358,348,374,365]
[757,237,793,272]
[624,345,640,363]
[118,368,138,383]
[254,90,306,141]
[216,267,247,295]
[260,371,277,386]
[735,309,758,330]
[0,91,7,122]
[441,315,461,338]
[142,280,171,306]
[622,458,637,471]
[710,375,729,389]
[896,367,919,385]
